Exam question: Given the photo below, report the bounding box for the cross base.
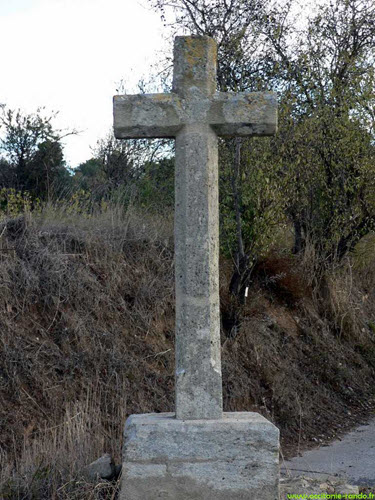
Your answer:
[119,412,280,500]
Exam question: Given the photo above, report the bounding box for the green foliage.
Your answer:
[0,188,38,219]
[137,158,175,210]
[267,0,375,264]
[219,137,286,261]
[277,101,375,262]
[72,131,174,214]
[29,140,69,199]
[0,106,57,168]
[0,157,14,188]
[75,158,102,180]
[0,106,73,200]
[151,0,375,279]
[74,158,103,193]
[64,189,94,216]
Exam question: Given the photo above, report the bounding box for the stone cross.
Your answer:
[114,35,277,420]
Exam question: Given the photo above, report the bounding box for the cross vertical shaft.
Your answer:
[175,123,221,419]
[173,37,222,420]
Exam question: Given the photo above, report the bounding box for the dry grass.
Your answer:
[0,205,374,497]
[221,242,375,453]
[0,205,175,498]
[1,388,123,499]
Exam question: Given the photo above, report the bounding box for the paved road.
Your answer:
[281,417,375,486]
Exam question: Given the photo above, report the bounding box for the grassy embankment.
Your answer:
[0,203,374,499]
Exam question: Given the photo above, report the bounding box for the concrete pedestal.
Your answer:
[120,412,280,500]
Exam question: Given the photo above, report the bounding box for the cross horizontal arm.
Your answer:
[209,91,277,137]
[113,94,183,139]
[114,91,277,140]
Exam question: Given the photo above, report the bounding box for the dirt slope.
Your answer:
[1,212,375,494]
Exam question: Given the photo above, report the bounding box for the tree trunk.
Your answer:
[229,138,248,301]
[292,218,304,254]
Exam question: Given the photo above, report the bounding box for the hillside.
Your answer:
[1,208,375,498]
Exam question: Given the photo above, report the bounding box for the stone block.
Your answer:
[120,412,280,500]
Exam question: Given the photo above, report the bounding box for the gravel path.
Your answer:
[281,416,375,486]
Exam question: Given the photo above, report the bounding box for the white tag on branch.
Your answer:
[245,287,249,298]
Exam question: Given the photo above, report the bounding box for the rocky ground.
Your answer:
[280,475,372,499]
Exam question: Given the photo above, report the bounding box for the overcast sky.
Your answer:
[0,0,169,168]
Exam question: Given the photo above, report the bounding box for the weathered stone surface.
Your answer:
[113,94,182,138]
[210,91,277,136]
[113,91,276,139]
[175,122,222,420]
[173,35,217,98]
[172,35,222,420]
[120,412,280,500]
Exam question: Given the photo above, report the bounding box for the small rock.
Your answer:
[335,484,360,495]
[319,482,329,491]
[85,453,115,480]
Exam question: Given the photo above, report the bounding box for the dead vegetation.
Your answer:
[221,247,375,455]
[0,207,374,498]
